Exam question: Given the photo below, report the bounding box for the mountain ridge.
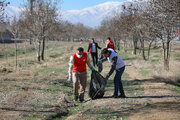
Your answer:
[6,1,133,27]
[62,1,124,27]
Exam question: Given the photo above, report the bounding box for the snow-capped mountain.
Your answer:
[5,1,136,27]
[62,2,124,28]
[5,6,23,19]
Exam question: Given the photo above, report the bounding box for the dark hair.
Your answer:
[77,47,84,52]
[92,38,94,40]
[107,37,111,40]
[101,48,109,54]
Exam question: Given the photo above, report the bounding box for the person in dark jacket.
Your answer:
[87,38,101,66]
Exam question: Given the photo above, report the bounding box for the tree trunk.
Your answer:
[117,39,120,51]
[123,37,126,52]
[41,37,45,60]
[162,40,169,71]
[147,40,153,60]
[165,39,170,71]
[133,40,137,55]
[123,41,126,52]
[38,40,41,62]
[164,58,169,71]
[15,38,18,70]
[114,37,117,50]
[140,39,146,60]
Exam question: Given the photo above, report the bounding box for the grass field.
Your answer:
[0,41,180,120]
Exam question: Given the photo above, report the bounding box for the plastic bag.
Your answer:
[89,71,106,99]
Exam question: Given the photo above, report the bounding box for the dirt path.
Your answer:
[65,65,180,120]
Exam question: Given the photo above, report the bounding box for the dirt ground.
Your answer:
[65,64,180,120]
[0,41,180,120]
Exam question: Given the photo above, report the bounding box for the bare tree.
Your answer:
[10,16,20,70]
[147,0,180,70]
[21,0,60,62]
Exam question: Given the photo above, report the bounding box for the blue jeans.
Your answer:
[113,66,125,96]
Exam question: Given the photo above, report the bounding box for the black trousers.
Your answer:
[91,52,98,67]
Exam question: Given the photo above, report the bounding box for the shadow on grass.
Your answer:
[88,95,180,100]
[51,78,73,88]
[45,111,68,120]
[105,79,141,90]
[133,76,180,88]
[83,101,180,119]
[127,95,180,99]
[0,107,55,113]
[123,57,140,61]
[0,106,68,120]
[13,78,73,95]
[94,76,180,100]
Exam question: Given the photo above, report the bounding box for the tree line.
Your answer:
[9,0,180,70]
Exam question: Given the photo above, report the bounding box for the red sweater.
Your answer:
[72,52,87,72]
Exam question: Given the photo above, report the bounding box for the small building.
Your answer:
[0,23,13,43]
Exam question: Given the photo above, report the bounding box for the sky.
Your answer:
[6,0,124,11]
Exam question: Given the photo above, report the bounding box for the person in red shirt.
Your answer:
[68,47,95,102]
[106,37,115,49]
[87,38,101,66]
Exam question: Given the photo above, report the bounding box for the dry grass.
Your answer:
[0,41,180,119]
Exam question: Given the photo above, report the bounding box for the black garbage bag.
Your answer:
[89,71,106,99]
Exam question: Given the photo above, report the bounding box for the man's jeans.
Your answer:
[113,66,125,96]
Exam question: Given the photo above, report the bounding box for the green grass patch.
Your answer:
[117,51,130,60]
[166,81,180,94]
[125,85,144,91]
[3,78,16,81]
[49,53,63,58]
[125,85,144,97]
[34,67,65,76]
[123,72,130,80]
[44,67,65,73]
[172,52,180,61]
[173,86,180,94]
[61,102,93,120]
[1,47,35,58]
[105,79,114,91]
[123,80,141,86]
[150,59,161,64]
[139,69,152,77]
[23,115,43,120]
[47,84,72,94]
[84,106,128,120]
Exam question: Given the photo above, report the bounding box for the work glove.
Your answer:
[90,68,96,71]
